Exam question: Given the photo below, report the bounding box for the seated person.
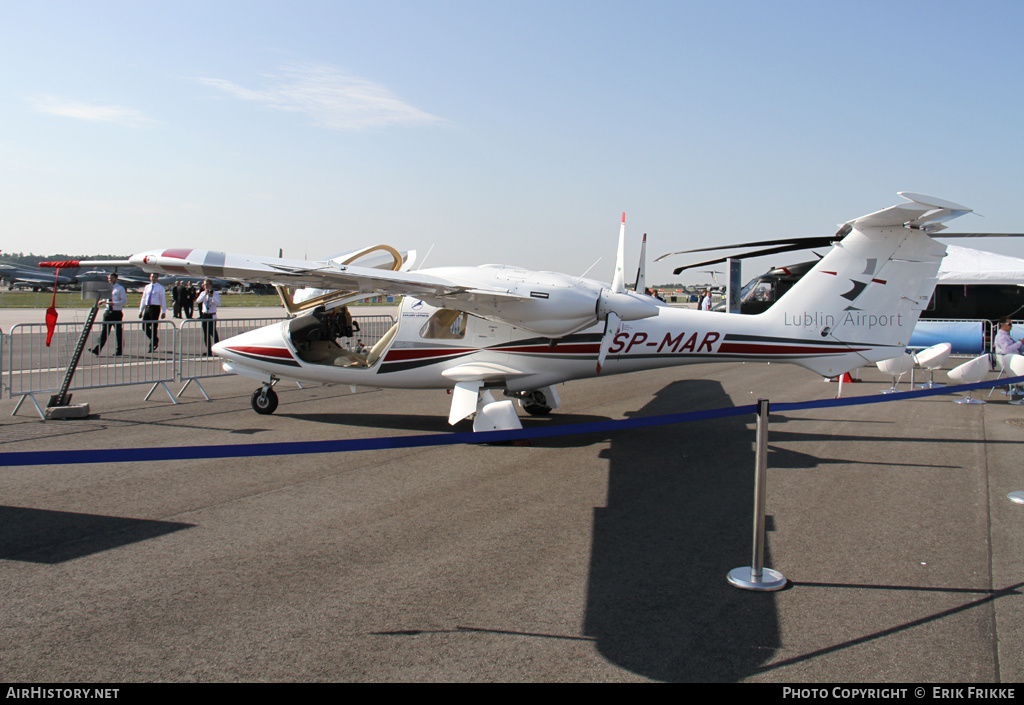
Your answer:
[995,317,1023,355]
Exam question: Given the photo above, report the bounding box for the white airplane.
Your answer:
[44,193,967,431]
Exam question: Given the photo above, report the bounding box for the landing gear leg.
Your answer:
[251,384,279,415]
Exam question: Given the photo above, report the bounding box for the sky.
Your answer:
[2,0,1023,287]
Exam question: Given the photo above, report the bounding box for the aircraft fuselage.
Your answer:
[214,293,892,395]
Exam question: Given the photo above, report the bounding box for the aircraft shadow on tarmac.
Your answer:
[0,505,193,564]
[282,411,471,433]
[581,378,781,682]
[280,410,618,436]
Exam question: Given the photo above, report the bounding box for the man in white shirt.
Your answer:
[90,272,127,356]
[195,278,221,356]
[139,273,167,352]
[995,317,1023,355]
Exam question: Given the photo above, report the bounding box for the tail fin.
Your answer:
[759,193,969,376]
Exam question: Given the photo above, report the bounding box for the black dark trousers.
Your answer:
[97,309,123,353]
[199,312,219,354]
[142,305,162,348]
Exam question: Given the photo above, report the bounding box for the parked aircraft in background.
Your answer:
[1,254,76,290]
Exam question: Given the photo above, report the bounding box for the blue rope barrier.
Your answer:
[3,374,1022,468]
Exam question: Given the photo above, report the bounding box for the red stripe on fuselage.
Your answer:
[492,343,600,355]
[383,348,475,362]
[226,345,295,360]
[718,342,866,355]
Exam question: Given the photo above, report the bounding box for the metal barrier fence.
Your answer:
[4,314,394,417]
[175,317,284,399]
[909,318,995,356]
[5,319,180,416]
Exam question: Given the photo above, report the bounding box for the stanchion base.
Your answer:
[727,567,787,591]
[44,403,90,420]
[1008,491,1024,505]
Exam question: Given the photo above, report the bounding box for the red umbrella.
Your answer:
[45,267,59,346]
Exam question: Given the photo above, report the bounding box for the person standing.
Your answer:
[195,279,221,356]
[139,273,167,352]
[172,280,182,318]
[183,282,196,319]
[89,272,127,356]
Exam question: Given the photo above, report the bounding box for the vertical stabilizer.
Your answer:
[759,194,967,374]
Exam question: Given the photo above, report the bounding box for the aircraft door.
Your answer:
[467,314,511,363]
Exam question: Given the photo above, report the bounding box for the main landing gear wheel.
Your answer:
[521,391,552,416]
[251,387,279,415]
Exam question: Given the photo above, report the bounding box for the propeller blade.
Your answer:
[611,213,626,294]
[656,235,837,262]
[596,311,621,375]
[657,232,1024,268]
[671,241,831,276]
[634,233,647,295]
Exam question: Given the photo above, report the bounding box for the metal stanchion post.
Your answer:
[728,398,787,591]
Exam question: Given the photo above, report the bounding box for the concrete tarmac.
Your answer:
[0,346,1022,682]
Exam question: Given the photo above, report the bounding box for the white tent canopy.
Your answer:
[936,244,1024,286]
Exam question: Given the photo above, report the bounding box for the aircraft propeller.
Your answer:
[658,232,1024,275]
[658,237,837,275]
[594,214,655,374]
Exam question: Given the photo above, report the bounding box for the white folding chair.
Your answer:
[947,354,991,404]
[1006,355,1024,406]
[915,342,951,389]
[988,353,1024,399]
[876,352,916,394]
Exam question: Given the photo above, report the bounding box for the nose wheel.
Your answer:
[251,386,279,415]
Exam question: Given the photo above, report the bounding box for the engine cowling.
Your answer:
[596,288,660,323]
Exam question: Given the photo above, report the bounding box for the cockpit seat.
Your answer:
[366,322,399,367]
[297,340,367,367]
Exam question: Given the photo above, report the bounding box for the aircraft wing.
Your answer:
[42,231,662,339]
[44,248,527,302]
